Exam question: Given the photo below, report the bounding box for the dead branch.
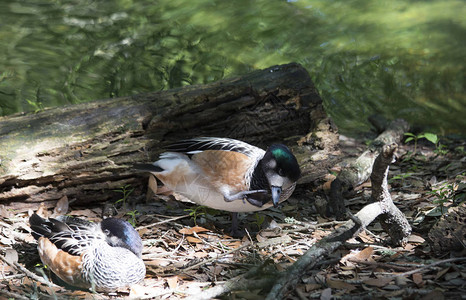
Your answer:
[0,289,30,300]
[394,257,466,277]
[185,266,276,300]
[351,257,466,275]
[371,144,412,245]
[329,119,409,219]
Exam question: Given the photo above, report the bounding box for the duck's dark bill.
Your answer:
[271,186,282,208]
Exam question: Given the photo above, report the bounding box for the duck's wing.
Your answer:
[166,137,265,158]
[29,214,103,256]
[54,215,94,231]
[167,138,267,196]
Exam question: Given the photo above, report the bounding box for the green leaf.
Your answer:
[405,137,414,143]
[421,132,438,145]
[425,206,448,217]
[404,132,415,137]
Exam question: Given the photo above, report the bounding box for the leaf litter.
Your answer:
[0,135,465,299]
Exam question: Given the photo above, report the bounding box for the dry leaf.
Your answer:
[145,259,170,267]
[412,273,423,286]
[39,285,61,295]
[0,204,12,218]
[358,231,375,243]
[186,236,203,243]
[130,283,152,298]
[281,205,296,212]
[321,287,332,300]
[197,233,211,239]
[445,271,460,281]
[194,252,209,258]
[208,265,223,276]
[324,173,337,181]
[166,276,179,290]
[435,267,450,280]
[313,229,329,239]
[305,283,321,292]
[0,235,13,246]
[138,228,150,236]
[340,265,356,271]
[322,179,333,191]
[408,234,425,243]
[36,202,48,218]
[22,277,33,286]
[274,253,284,260]
[258,229,279,238]
[146,175,158,202]
[52,196,69,217]
[342,247,374,266]
[422,290,445,300]
[256,233,266,243]
[327,278,356,291]
[363,277,393,287]
[179,226,209,235]
[70,209,98,218]
[395,276,409,286]
[353,247,374,261]
[226,241,242,248]
[4,249,18,265]
[404,243,416,251]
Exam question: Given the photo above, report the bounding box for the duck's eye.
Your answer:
[277,168,285,176]
[104,229,111,236]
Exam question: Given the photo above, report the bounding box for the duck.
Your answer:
[135,137,300,235]
[29,213,146,292]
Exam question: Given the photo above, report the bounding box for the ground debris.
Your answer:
[1,135,465,299]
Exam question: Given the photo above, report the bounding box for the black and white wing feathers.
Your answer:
[29,213,104,256]
[166,137,264,158]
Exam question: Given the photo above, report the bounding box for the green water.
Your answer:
[0,0,464,135]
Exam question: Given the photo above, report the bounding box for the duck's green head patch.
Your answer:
[268,144,300,181]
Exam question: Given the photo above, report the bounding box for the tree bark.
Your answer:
[0,63,329,212]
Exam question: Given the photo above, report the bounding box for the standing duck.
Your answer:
[135,137,300,234]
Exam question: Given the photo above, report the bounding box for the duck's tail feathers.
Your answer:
[29,213,70,240]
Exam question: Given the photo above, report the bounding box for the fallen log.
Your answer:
[0,63,333,213]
